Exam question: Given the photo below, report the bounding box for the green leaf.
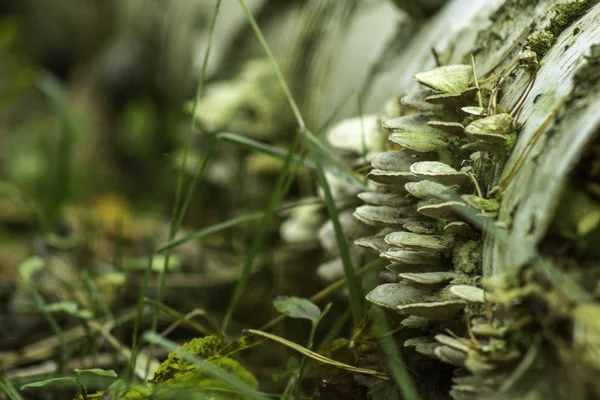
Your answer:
[0,376,24,400]
[273,296,321,322]
[124,255,180,272]
[20,377,76,390]
[74,368,118,378]
[19,256,44,283]
[45,301,93,320]
[46,301,78,314]
[311,147,364,325]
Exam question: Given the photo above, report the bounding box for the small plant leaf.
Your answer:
[74,368,118,378]
[45,301,94,320]
[273,296,321,322]
[20,377,76,390]
[46,301,78,314]
[19,256,44,283]
[124,255,180,272]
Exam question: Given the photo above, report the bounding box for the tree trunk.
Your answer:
[311,1,600,399]
[202,1,600,398]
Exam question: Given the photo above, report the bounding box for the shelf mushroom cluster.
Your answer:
[350,64,518,398]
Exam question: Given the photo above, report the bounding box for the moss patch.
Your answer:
[527,0,599,59]
[548,0,599,36]
[526,30,555,58]
[152,335,223,383]
[87,336,259,400]
[467,0,543,63]
[452,240,482,275]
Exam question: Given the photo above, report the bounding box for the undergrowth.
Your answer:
[0,1,417,400]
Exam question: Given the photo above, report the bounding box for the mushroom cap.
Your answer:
[371,149,435,171]
[327,115,385,153]
[401,89,445,113]
[353,204,419,227]
[410,161,473,188]
[402,219,438,234]
[417,199,470,220]
[398,300,467,320]
[449,285,486,303]
[399,271,459,284]
[386,262,443,274]
[435,345,468,367]
[401,315,432,329]
[460,140,499,153]
[384,114,449,153]
[444,221,475,237]
[425,87,479,106]
[385,231,455,252]
[435,334,472,353]
[405,336,439,358]
[405,180,453,200]
[461,106,486,116]
[366,282,466,319]
[404,335,436,347]
[465,113,514,136]
[354,233,392,253]
[380,248,442,266]
[358,191,416,207]
[414,65,473,94]
[428,120,465,136]
[464,355,498,375]
[366,169,417,186]
[318,210,362,254]
[471,323,506,338]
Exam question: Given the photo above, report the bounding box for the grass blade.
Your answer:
[147,0,222,376]
[81,270,114,322]
[310,146,364,325]
[156,211,263,253]
[37,73,75,232]
[143,298,216,337]
[245,329,387,379]
[216,132,317,170]
[20,257,67,369]
[0,377,24,400]
[236,0,305,131]
[372,307,419,400]
[129,252,153,380]
[236,0,365,189]
[220,133,302,332]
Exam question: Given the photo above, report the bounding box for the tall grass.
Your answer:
[3,0,416,397]
[234,0,367,327]
[220,133,302,332]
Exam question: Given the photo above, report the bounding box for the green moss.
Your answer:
[153,335,223,383]
[548,0,597,36]
[466,0,542,63]
[151,336,257,400]
[504,133,518,154]
[526,30,555,59]
[527,0,597,59]
[89,337,258,399]
[120,384,153,400]
[452,240,482,275]
[153,357,258,400]
[451,273,477,286]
